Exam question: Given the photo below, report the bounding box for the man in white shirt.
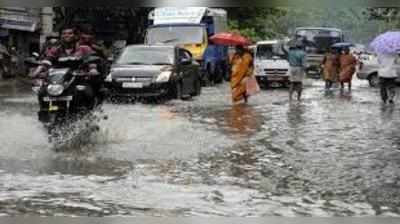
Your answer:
[377,53,398,104]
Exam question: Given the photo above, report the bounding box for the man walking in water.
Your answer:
[377,53,398,104]
[287,40,306,101]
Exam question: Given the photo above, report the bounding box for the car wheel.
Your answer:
[214,64,223,84]
[192,78,202,96]
[257,78,268,89]
[368,73,379,87]
[174,81,183,99]
[283,81,291,88]
[206,64,215,86]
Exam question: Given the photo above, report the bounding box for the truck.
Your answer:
[254,40,290,88]
[145,7,229,84]
[293,27,344,79]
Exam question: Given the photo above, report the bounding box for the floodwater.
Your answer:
[0,78,400,217]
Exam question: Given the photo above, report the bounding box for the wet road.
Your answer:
[1,78,400,217]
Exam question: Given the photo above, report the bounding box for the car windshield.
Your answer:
[116,47,174,65]
[295,29,343,53]
[256,44,284,60]
[146,26,205,45]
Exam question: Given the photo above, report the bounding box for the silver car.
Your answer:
[356,53,400,87]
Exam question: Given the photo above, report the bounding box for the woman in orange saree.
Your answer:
[230,45,254,103]
[339,48,357,91]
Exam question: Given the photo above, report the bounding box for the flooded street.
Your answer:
[1,78,400,217]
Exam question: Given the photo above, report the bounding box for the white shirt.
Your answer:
[377,53,398,78]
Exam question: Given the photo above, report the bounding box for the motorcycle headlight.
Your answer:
[155,71,172,83]
[105,73,112,82]
[47,84,64,96]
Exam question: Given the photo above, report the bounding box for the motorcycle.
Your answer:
[33,54,106,136]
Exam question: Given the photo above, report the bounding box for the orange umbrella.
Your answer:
[209,32,251,46]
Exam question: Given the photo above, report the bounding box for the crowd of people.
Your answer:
[228,39,396,105]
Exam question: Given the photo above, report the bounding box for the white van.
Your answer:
[254,40,290,88]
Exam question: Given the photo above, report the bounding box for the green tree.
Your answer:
[225,7,287,42]
[53,7,152,44]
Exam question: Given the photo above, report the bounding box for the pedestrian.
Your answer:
[230,45,254,104]
[287,40,306,101]
[338,47,357,91]
[377,53,398,104]
[321,47,340,90]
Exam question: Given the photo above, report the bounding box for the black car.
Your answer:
[104,44,202,100]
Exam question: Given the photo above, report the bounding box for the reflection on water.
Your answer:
[339,90,353,101]
[287,103,306,129]
[380,104,395,121]
[222,104,264,138]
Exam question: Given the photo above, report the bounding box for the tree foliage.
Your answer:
[52,7,400,45]
[53,7,152,44]
[225,7,287,42]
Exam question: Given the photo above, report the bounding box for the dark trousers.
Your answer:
[325,80,333,89]
[380,77,397,103]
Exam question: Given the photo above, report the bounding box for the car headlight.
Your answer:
[155,71,172,83]
[47,84,64,96]
[105,73,112,82]
[255,66,263,75]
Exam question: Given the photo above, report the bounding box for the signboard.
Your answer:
[154,7,207,25]
[0,8,39,32]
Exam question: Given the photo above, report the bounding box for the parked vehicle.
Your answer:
[254,40,290,88]
[104,45,202,101]
[293,27,344,79]
[24,52,41,77]
[34,55,105,133]
[0,44,14,79]
[356,53,400,87]
[146,7,229,84]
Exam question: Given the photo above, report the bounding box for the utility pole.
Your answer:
[40,7,54,51]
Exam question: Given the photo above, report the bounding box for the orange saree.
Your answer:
[230,52,253,102]
[339,54,357,83]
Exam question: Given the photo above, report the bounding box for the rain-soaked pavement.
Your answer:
[1,77,400,217]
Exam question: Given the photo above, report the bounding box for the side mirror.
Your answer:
[179,57,191,65]
[32,52,39,58]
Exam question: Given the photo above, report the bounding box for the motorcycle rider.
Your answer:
[77,25,106,58]
[44,25,93,63]
[32,25,101,114]
[76,24,108,101]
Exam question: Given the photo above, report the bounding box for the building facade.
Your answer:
[0,7,54,55]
